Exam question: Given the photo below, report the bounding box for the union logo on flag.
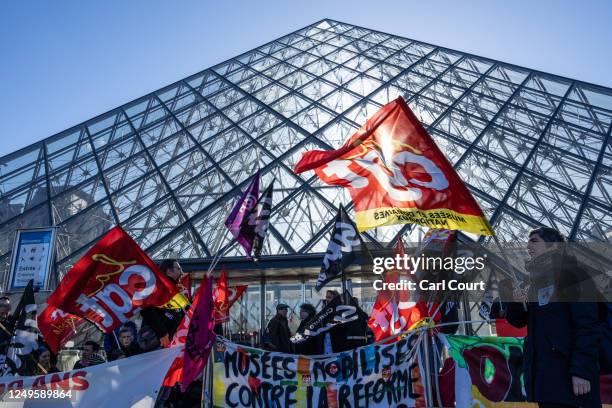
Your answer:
[294,97,494,236]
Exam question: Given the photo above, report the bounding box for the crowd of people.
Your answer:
[0,227,609,408]
[263,289,373,355]
[0,259,197,407]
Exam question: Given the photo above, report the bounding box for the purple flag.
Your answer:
[181,275,216,392]
[224,171,260,257]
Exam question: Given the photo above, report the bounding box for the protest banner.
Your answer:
[212,335,423,408]
[442,335,612,407]
[0,346,181,407]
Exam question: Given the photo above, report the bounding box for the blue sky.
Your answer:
[1,0,610,158]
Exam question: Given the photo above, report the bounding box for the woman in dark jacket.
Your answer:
[294,303,321,355]
[506,227,602,408]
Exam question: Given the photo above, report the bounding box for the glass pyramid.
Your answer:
[1,19,611,284]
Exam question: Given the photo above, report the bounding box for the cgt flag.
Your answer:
[294,97,494,236]
[37,305,86,355]
[315,205,364,291]
[368,238,420,341]
[47,226,188,333]
[213,268,247,324]
[213,267,229,324]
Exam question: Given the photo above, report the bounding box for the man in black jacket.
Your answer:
[295,303,322,355]
[506,227,602,408]
[141,259,186,346]
[266,304,292,353]
[332,295,370,352]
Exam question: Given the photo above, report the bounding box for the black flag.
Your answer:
[0,279,40,376]
[290,291,361,344]
[252,180,274,262]
[315,205,363,291]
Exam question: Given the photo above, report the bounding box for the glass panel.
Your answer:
[175,167,233,218]
[112,173,167,222]
[574,201,612,242]
[0,180,48,224]
[0,204,50,257]
[49,156,98,197]
[264,280,303,332]
[457,151,519,200]
[55,200,115,260]
[52,176,108,223]
[122,197,185,249]
[228,283,262,338]
[149,227,206,259]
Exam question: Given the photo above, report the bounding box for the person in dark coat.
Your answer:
[506,227,602,408]
[109,327,142,360]
[0,297,13,358]
[141,259,186,346]
[332,295,369,352]
[137,325,161,353]
[73,341,106,369]
[104,320,138,355]
[294,303,322,355]
[266,303,292,353]
[33,346,59,375]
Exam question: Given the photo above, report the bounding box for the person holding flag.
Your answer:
[44,226,189,350]
[141,259,188,347]
[0,279,41,376]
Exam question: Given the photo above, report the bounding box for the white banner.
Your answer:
[0,346,181,407]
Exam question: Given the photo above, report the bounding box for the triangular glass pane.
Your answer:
[272,189,335,252]
[149,227,206,259]
[122,197,185,249]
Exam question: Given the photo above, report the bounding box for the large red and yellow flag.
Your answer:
[47,226,189,332]
[294,97,494,235]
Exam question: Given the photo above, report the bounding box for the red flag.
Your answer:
[163,279,206,388]
[213,268,229,324]
[47,226,188,332]
[181,275,216,392]
[213,268,247,324]
[37,305,86,354]
[178,273,192,302]
[294,97,493,235]
[368,238,420,341]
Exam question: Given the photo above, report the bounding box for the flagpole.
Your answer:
[421,330,433,406]
[491,234,527,310]
[341,270,348,304]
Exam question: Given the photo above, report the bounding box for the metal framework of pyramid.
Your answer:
[1,19,611,285]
